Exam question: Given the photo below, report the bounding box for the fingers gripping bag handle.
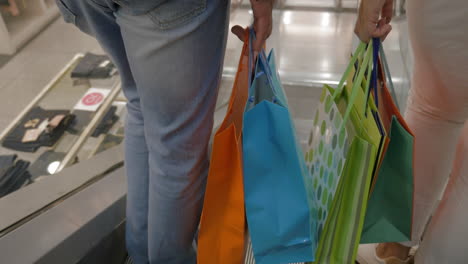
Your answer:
[248,28,280,105]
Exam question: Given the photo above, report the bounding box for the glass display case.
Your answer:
[0,51,235,264]
[0,54,125,198]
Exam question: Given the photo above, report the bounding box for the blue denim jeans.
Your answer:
[55,0,229,263]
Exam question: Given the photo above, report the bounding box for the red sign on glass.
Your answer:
[74,88,111,112]
[82,92,104,106]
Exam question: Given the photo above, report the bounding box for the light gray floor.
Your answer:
[0,6,410,145]
[225,8,356,86]
[0,55,10,69]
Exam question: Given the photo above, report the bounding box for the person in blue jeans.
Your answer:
[55,0,272,263]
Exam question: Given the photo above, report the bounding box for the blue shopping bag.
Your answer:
[242,30,316,264]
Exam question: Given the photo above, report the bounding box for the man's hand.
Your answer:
[232,0,273,56]
[355,0,393,43]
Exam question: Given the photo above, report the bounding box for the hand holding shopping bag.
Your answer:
[198,28,251,264]
[305,41,383,263]
[243,29,316,264]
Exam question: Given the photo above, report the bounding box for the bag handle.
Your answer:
[361,38,379,116]
[379,42,401,110]
[339,41,374,131]
[248,28,279,102]
[331,42,366,102]
[372,37,381,107]
[363,38,401,111]
[228,28,251,111]
[248,27,255,89]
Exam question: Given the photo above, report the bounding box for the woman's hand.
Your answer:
[355,0,394,42]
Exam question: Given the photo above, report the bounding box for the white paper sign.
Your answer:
[74,88,110,112]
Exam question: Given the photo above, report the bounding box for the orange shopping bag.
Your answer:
[197,29,250,264]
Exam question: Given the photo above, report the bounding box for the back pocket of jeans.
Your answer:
[56,0,76,25]
[148,0,207,30]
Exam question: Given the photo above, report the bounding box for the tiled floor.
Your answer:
[0,5,411,147]
[225,8,356,85]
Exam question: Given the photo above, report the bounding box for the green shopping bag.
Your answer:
[306,40,384,263]
[315,137,376,263]
[360,40,415,243]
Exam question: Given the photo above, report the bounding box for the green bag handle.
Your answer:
[362,49,374,117]
[331,42,366,102]
[337,41,374,131]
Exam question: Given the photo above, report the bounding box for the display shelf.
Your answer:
[0,54,121,181]
[0,0,59,54]
[77,101,126,162]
